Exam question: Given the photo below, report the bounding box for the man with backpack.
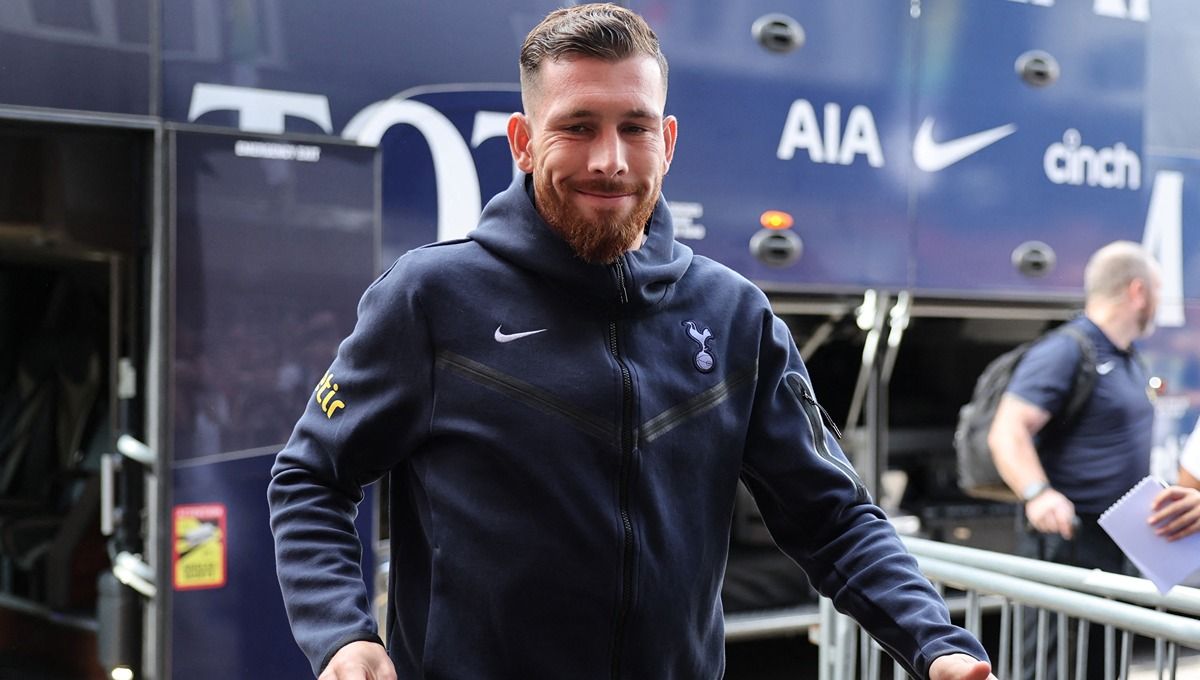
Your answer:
[988,240,1161,678]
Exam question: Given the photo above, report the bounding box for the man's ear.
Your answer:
[1129,277,1148,304]
[661,115,678,174]
[508,113,534,174]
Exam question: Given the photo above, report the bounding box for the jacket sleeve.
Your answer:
[741,313,988,679]
[268,257,433,676]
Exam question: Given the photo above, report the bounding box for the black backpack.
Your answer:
[954,325,1097,502]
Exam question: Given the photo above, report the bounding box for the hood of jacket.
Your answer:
[469,174,693,313]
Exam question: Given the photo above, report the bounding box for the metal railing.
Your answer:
[817,537,1200,680]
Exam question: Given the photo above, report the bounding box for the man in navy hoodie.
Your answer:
[269,4,997,679]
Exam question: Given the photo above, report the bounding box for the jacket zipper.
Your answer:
[787,373,867,501]
[609,259,635,680]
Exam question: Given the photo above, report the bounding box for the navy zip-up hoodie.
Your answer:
[269,175,988,679]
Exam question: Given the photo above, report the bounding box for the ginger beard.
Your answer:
[533,171,660,265]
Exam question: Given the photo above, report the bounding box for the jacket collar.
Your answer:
[469,174,692,312]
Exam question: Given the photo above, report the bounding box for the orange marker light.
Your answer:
[760,210,794,230]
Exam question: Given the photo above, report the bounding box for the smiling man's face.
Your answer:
[508,54,677,264]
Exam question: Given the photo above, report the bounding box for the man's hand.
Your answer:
[318,640,397,680]
[1025,487,1077,539]
[1150,485,1200,541]
[929,653,997,680]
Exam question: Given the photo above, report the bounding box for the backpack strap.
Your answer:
[1055,324,1098,428]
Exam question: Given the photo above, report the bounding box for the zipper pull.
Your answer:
[800,389,843,440]
[611,259,630,305]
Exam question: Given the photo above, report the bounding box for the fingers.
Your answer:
[1054,505,1077,540]
[1154,504,1200,541]
[318,641,397,680]
[1149,488,1200,541]
[1151,486,1187,512]
[319,663,398,680]
[928,653,995,680]
[1025,491,1076,539]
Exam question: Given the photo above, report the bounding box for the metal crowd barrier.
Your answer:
[816,537,1200,680]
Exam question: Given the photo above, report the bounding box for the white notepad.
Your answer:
[1098,476,1200,594]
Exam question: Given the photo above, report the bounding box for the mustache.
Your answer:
[569,179,640,195]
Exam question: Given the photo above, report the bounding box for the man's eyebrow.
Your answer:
[623,108,661,121]
[556,109,662,121]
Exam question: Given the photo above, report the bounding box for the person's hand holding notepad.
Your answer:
[1149,484,1200,541]
[1098,476,1200,594]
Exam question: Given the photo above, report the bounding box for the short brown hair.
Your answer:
[1084,240,1160,301]
[519,3,668,107]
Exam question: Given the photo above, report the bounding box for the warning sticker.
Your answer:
[173,503,227,590]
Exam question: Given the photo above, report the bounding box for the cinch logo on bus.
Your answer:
[1043,129,1141,191]
[314,372,346,418]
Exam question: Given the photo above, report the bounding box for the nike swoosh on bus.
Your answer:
[912,118,1017,172]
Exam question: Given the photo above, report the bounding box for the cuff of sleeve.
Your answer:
[319,631,386,673]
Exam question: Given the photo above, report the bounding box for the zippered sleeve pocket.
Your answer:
[785,372,869,503]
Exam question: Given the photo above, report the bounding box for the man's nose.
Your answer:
[588,128,627,177]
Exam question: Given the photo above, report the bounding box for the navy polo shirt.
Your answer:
[1006,316,1153,514]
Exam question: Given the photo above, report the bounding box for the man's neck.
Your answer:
[1085,303,1137,351]
[629,231,647,252]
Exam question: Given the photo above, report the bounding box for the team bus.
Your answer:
[1,1,1197,678]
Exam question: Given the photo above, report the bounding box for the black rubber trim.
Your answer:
[785,372,868,502]
[436,350,616,442]
[640,366,757,443]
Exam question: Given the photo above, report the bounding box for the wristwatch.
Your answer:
[1021,480,1050,502]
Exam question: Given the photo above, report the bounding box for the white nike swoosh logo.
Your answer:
[912,118,1017,172]
[494,326,548,343]
[1096,361,1115,375]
